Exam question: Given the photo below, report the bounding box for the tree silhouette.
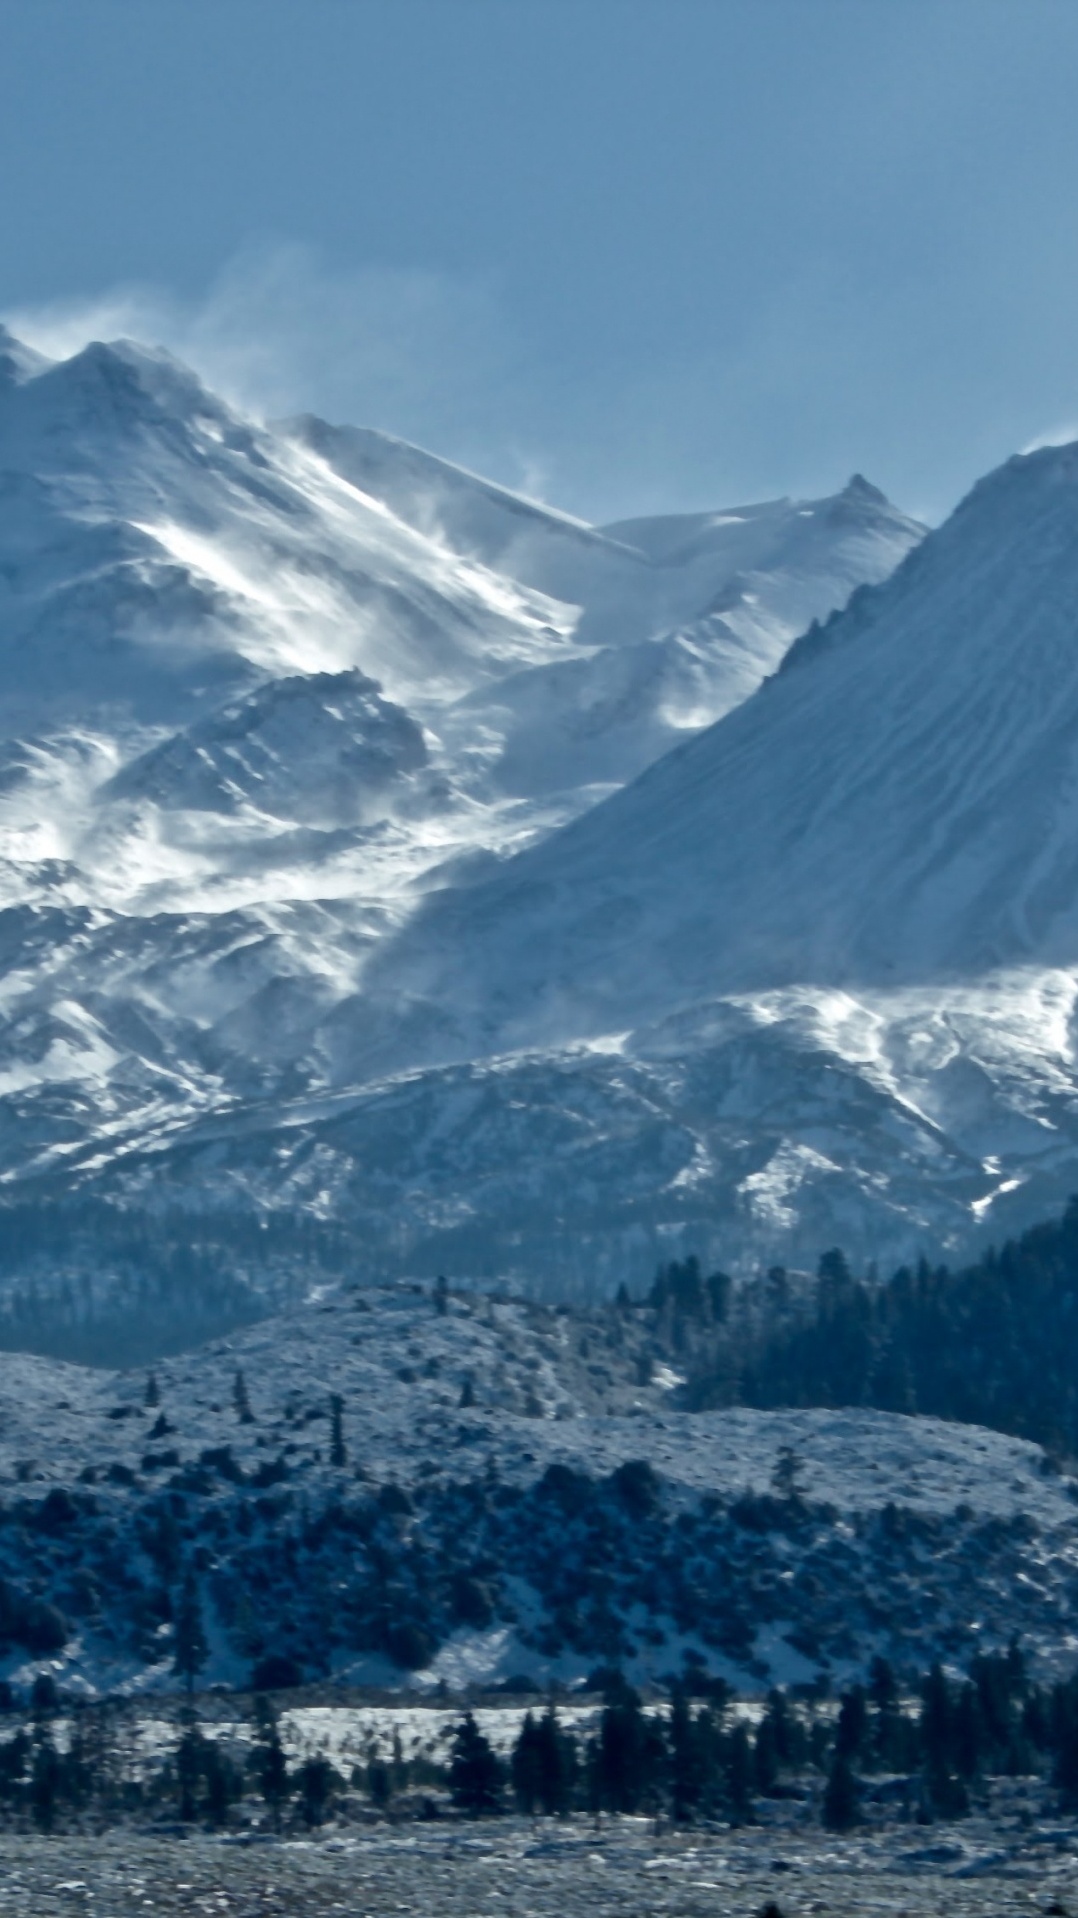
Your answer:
[174,1568,208,1695]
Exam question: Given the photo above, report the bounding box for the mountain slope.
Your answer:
[0,1276,1073,1698]
[292,418,923,792]
[0,329,571,731]
[0,325,926,1300]
[369,440,1078,1055]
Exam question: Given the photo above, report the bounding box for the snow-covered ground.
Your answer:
[0,1282,1076,1701]
[3,1816,1076,1916]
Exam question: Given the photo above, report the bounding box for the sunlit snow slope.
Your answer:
[0,325,928,1292]
[336,441,1078,1282]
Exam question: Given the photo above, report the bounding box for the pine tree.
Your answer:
[28,1724,62,1833]
[592,1687,661,1815]
[329,1394,347,1469]
[771,1445,806,1501]
[250,1696,290,1831]
[203,1739,239,1828]
[233,1368,254,1424]
[669,1687,704,1823]
[174,1568,208,1696]
[754,1714,779,1794]
[724,1721,754,1825]
[834,1686,868,1762]
[367,1756,392,1808]
[175,1710,205,1823]
[297,1754,337,1827]
[534,1702,576,1815]
[511,1710,543,1815]
[920,1662,952,1774]
[869,1655,903,1769]
[822,1749,859,1830]
[763,1687,800,1767]
[449,1712,503,1815]
[953,1683,983,1780]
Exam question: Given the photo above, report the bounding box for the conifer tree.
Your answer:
[174,1568,209,1696]
[669,1686,705,1823]
[834,1686,868,1762]
[754,1714,779,1794]
[250,1696,290,1830]
[822,1748,859,1830]
[449,1711,503,1815]
[511,1710,543,1815]
[592,1686,662,1814]
[868,1655,903,1768]
[175,1709,205,1823]
[297,1753,337,1827]
[330,1393,347,1469]
[534,1701,576,1815]
[920,1663,952,1775]
[28,1723,62,1833]
[724,1720,754,1824]
[771,1444,806,1501]
[203,1738,239,1828]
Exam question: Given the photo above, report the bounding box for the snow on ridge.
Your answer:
[0,322,930,1285]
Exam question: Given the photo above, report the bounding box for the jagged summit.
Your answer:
[3,334,240,450]
[841,471,888,505]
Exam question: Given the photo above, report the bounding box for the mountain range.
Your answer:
[7,321,1077,1313]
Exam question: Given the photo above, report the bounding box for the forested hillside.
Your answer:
[682,1201,1078,1460]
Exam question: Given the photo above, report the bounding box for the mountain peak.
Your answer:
[23,336,234,440]
[841,472,888,506]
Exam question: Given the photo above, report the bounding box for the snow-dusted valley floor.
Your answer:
[3,1817,1078,1918]
[0,1280,1075,1703]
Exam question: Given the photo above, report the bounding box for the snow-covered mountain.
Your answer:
[295,416,919,793]
[0,323,929,1307]
[313,437,1078,1281]
[373,440,1078,1037]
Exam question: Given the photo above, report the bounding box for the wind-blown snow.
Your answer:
[0,325,959,1287]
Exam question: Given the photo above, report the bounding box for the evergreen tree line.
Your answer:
[679,1200,1078,1459]
[0,1197,355,1365]
[451,1646,1077,1827]
[8,1646,1078,1834]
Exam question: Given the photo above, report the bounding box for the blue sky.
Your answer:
[4,0,1078,522]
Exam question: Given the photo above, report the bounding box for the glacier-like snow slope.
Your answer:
[0,324,921,1279]
[291,417,922,794]
[281,439,1078,1279]
[374,441,1078,1035]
